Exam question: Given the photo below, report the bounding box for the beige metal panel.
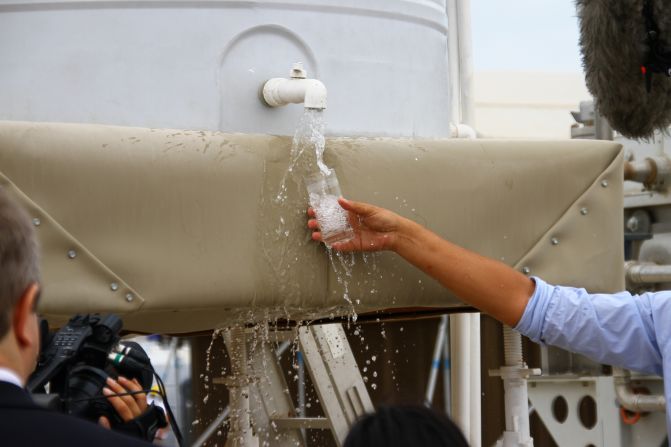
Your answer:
[0,121,623,333]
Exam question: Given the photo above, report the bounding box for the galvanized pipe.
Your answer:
[624,156,671,189]
[425,315,448,405]
[613,367,665,412]
[625,261,671,284]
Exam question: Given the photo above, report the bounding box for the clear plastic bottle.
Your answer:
[305,169,354,247]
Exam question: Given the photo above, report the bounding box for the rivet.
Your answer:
[551,237,560,245]
[125,293,134,302]
[110,282,119,292]
[580,207,588,215]
[67,249,77,259]
[32,218,41,227]
[601,180,609,188]
[522,267,531,275]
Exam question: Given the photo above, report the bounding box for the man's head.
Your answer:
[0,187,41,383]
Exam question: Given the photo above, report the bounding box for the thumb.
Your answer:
[338,197,376,216]
[98,416,111,430]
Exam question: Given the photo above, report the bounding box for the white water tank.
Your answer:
[0,0,450,137]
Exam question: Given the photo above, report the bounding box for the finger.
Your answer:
[118,376,147,412]
[307,207,316,218]
[311,231,323,242]
[103,386,134,421]
[98,416,111,430]
[105,377,142,419]
[307,218,320,230]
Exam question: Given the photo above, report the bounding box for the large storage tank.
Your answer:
[0,0,450,137]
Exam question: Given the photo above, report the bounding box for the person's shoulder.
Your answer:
[0,404,152,447]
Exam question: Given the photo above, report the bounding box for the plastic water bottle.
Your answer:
[305,169,354,247]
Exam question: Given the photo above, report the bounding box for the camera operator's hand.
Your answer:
[98,376,147,429]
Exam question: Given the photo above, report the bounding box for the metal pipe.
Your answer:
[469,313,481,447]
[625,261,671,284]
[624,159,655,184]
[447,0,461,123]
[447,0,482,446]
[594,110,613,141]
[613,367,666,412]
[456,0,475,127]
[425,315,448,406]
[442,325,451,415]
[192,407,231,447]
[450,313,471,438]
[623,156,671,190]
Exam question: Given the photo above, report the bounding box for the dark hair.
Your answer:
[344,405,469,447]
[0,187,40,338]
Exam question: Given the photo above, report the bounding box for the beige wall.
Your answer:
[474,71,590,139]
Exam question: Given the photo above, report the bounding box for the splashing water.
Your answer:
[272,108,359,320]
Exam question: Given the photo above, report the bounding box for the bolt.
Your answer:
[522,267,531,275]
[601,180,609,188]
[32,218,41,227]
[125,293,134,302]
[110,282,119,292]
[626,216,640,232]
[580,207,588,215]
[67,249,77,259]
[551,237,560,245]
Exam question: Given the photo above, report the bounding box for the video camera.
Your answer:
[27,314,168,442]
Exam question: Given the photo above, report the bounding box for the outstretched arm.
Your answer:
[308,198,535,327]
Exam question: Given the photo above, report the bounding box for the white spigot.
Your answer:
[262,63,327,110]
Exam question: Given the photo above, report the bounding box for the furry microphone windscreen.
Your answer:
[578,0,671,139]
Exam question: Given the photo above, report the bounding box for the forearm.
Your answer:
[393,218,535,327]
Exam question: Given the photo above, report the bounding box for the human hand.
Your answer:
[308,197,404,252]
[98,376,147,429]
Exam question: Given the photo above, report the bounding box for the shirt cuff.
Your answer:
[514,276,553,344]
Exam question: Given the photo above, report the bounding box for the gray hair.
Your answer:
[0,187,40,338]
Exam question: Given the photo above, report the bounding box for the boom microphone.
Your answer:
[577,0,671,139]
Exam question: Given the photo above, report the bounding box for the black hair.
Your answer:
[344,405,469,447]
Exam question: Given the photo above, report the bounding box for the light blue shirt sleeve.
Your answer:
[515,277,664,376]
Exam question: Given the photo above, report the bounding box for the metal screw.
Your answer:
[110,282,119,292]
[522,267,531,275]
[67,249,77,259]
[551,237,560,245]
[601,180,609,187]
[580,207,588,215]
[32,218,41,227]
[125,293,134,302]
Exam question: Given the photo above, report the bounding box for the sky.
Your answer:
[471,1,584,73]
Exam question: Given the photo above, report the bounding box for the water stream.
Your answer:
[274,108,361,322]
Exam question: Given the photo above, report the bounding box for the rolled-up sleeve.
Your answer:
[515,277,663,376]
